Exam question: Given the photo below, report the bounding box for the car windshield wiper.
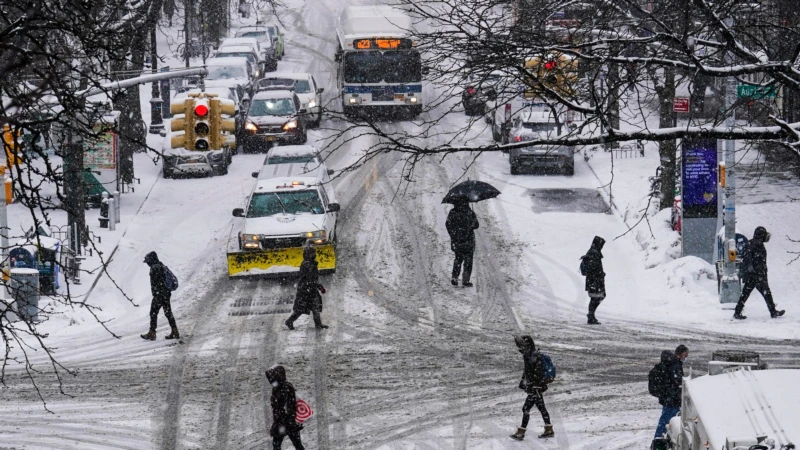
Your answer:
[272,193,288,214]
[296,200,317,214]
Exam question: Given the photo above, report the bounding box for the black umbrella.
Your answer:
[442,180,501,204]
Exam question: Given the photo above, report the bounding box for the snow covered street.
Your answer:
[2,0,800,449]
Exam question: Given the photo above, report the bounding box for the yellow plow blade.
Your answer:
[227,245,336,277]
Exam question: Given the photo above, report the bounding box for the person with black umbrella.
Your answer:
[446,200,479,287]
[442,180,500,288]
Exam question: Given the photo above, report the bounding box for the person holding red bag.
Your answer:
[285,246,328,330]
[265,365,305,450]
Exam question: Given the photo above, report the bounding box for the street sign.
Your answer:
[737,85,777,99]
[673,97,690,113]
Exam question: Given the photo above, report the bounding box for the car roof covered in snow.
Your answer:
[254,162,328,189]
[216,45,255,54]
[262,72,311,81]
[685,369,800,448]
[205,57,249,67]
[252,89,295,100]
[267,145,318,159]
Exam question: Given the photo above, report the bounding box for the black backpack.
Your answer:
[579,257,588,276]
[648,362,666,398]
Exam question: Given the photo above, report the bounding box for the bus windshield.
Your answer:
[344,51,421,83]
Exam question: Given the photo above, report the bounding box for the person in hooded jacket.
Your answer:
[285,246,328,330]
[265,365,305,450]
[510,335,554,441]
[653,345,688,441]
[446,201,479,287]
[140,251,179,340]
[734,226,785,320]
[580,236,606,325]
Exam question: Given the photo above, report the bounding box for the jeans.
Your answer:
[654,405,680,438]
[521,390,551,428]
[149,295,177,331]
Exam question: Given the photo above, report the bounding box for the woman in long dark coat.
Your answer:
[265,365,305,450]
[285,246,328,330]
[580,236,606,325]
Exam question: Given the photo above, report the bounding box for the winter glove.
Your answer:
[318,285,326,294]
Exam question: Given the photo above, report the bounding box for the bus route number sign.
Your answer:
[353,39,411,49]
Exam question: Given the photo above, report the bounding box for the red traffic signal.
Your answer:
[544,60,557,71]
[194,104,209,117]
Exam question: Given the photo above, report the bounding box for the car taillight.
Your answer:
[467,86,476,95]
[515,136,521,142]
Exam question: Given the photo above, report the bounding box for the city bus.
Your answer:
[334,5,423,118]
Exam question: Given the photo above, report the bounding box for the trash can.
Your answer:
[10,268,40,321]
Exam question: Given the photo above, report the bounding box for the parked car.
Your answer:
[257,72,323,127]
[260,23,285,59]
[235,26,280,65]
[461,72,501,116]
[507,109,575,175]
[242,89,308,152]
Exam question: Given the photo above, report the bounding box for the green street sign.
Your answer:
[737,84,777,99]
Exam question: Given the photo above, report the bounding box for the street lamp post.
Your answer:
[148,27,164,134]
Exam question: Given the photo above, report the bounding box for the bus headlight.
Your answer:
[283,120,298,130]
[240,234,260,249]
[349,97,358,104]
[408,96,418,103]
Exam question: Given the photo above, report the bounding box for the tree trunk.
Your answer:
[659,67,677,209]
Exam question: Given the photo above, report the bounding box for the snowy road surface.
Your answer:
[2,0,800,449]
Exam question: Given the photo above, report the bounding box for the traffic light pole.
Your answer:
[720,17,740,305]
[148,26,164,134]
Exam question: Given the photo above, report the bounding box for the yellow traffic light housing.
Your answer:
[210,98,237,150]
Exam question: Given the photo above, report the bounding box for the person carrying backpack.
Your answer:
[580,236,606,325]
[510,335,554,440]
[734,226,785,320]
[649,345,688,444]
[140,251,180,340]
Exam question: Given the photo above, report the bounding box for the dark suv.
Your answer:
[242,89,308,152]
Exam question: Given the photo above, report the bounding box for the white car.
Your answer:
[264,144,325,167]
[256,72,323,127]
[235,26,280,63]
[213,45,262,78]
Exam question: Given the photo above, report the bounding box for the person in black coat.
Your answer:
[140,251,179,340]
[653,345,688,440]
[734,226,785,319]
[510,335,553,441]
[285,246,328,330]
[446,201,479,287]
[580,236,606,325]
[265,365,305,450]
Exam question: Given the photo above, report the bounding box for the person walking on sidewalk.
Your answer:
[140,251,179,340]
[734,226,785,320]
[510,335,554,440]
[650,345,688,444]
[266,365,305,450]
[285,246,328,330]
[446,200,479,287]
[580,236,606,325]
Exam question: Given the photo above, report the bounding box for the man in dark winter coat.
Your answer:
[140,251,179,340]
[285,246,328,330]
[580,236,606,324]
[734,226,785,320]
[653,345,688,441]
[265,365,305,450]
[446,201,479,287]
[510,335,554,441]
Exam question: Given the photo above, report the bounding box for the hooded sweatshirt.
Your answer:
[743,226,769,279]
[580,236,606,295]
[144,251,169,299]
[265,365,299,436]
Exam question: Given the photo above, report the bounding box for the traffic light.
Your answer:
[169,98,197,149]
[209,97,237,150]
[193,98,210,151]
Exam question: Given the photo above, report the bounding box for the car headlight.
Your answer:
[241,233,260,249]
[283,120,298,130]
[245,121,258,132]
[302,230,327,244]
[308,100,317,109]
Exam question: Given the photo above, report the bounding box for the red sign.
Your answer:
[673,97,690,113]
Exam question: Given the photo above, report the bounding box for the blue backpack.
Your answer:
[164,265,179,292]
[540,353,556,383]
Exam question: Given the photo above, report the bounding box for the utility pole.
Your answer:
[719,16,740,305]
[184,0,192,68]
[148,26,164,134]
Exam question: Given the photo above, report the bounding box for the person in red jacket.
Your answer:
[266,365,305,450]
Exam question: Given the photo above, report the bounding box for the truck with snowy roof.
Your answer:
[665,352,797,450]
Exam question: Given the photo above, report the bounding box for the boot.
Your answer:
[285,319,295,330]
[587,314,600,325]
[165,327,180,340]
[538,424,554,438]
[451,278,458,286]
[140,329,156,341]
[733,313,747,320]
[509,427,526,440]
[771,309,785,318]
[462,281,474,287]
[315,324,329,329]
